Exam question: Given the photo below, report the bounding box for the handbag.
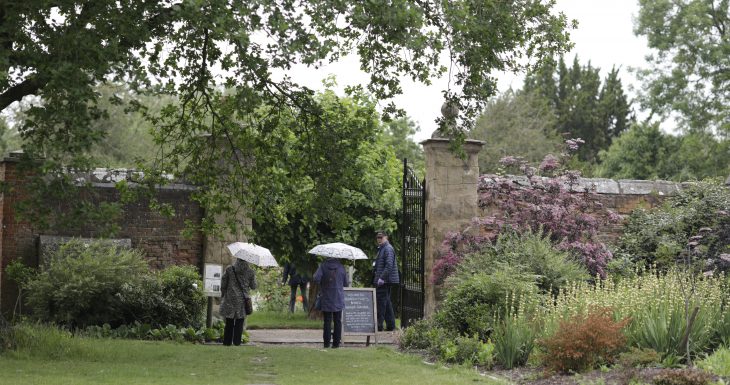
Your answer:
[232,266,254,316]
[314,293,322,311]
[244,297,253,316]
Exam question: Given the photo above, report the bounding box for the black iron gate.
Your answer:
[399,159,425,328]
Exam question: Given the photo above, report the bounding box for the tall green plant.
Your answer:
[540,269,728,361]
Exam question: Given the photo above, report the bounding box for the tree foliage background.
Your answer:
[0,1,573,243]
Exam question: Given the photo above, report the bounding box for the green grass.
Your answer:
[246,311,322,329]
[0,331,505,385]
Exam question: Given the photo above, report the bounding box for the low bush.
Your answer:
[540,308,630,373]
[617,347,661,369]
[118,266,205,328]
[26,240,148,328]
[652,368,713,385]
[399,318,439,351]
[617,181,730,272]
[25,239,206,329]
[450,229,588,295]
[437,268,538,339]
[696,347,730,377]
[440,336,495,368]
[398,319,493,367]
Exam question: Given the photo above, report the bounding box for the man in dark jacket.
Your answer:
[373,231,399,331]
[282,262,309,313]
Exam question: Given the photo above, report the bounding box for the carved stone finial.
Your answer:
[431,101,460,139]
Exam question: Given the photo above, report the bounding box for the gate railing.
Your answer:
[400,159,425,328]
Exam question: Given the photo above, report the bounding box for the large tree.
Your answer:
[635,0,730,134]
[251,88,401,284]
[382,117,425,176]
[470,89,562,173]
[597,123,730,181]
[523,56,632,163]
[2,0,573,233]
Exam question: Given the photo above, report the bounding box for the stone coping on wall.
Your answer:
[478,174,684,196]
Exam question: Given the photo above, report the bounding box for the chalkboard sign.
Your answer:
[342,288,378,343]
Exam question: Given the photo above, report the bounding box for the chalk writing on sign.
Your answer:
[343,288,376,334]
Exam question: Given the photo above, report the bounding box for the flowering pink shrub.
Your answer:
[432,139,620,284]
[431,219,496,285]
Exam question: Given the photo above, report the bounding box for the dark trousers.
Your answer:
[376,284,396,331]
[223,317,245,346]
[289,283,308,313]
[322,311,342,348]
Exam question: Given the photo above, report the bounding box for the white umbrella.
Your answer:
[308,242,368,260]
[226,242,279,267]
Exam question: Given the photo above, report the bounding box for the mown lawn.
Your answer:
[0,338,504,385]
[245,311,321,329]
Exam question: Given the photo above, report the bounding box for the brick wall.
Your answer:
[0,158,205,317]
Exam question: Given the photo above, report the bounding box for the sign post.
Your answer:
[342,287,378,346]
[203,264,222,328]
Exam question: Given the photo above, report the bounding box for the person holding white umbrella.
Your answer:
[220,242,275,346]
[309,242,362,348]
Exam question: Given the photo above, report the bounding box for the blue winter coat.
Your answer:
[313,258,350,312]
[373,241,399,285]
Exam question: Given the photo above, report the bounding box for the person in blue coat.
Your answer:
[373,231,399,331]
[313,257,350,348]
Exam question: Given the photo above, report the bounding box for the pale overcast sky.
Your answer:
[283,0,650,142]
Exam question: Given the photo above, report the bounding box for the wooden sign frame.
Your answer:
[342,287,378,346]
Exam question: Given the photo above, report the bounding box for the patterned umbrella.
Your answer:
[308,242,368,260]
[226,242,279,267]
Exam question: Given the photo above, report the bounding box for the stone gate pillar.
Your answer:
[421,138,484,317]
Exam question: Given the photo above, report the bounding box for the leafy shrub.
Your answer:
[119,267,206,328]
[437,269,538,339]
[540,308,630,373]
[440,335,495,367]
[696,347,730,377]
[398,318,440,351]
[617,181,730,272]
[451,229,588,294]
[399,319,457,359]
[493,314,537,369]
[618,347,661,369]
[477,141,621,278]
[26,240,148,328]
[158,265,205,327]
[652,369,713,385]
[26,239,205,328]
